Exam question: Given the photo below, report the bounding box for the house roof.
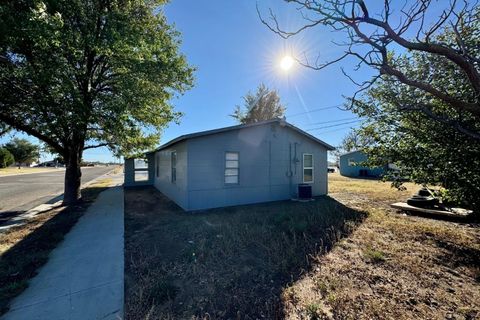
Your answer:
[148,119,335,153]
[339,150,364,157]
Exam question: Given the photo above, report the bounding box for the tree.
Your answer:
[340,129,373,153]
[0,147,14,168]
[231,84,286,124]
[331,129,373,165]
[259,1,480,139]
[350,43,480,213]
[0,1,194,204]
[4,138,39,168]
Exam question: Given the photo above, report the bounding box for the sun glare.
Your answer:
[280,55,294,71]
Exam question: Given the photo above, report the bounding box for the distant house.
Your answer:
[339,150,384,178]
[125,119,335,211]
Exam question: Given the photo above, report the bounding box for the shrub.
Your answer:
[0,148,14,168]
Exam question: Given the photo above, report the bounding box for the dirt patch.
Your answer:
[124,187,366,319]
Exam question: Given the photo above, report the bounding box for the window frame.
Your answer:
[303,153,314,183]
[224,151,239,185]
[171,151,177,183]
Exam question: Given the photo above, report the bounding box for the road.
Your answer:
[0,167,114,214]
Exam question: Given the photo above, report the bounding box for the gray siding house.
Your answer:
[339,150,384,178]
[125,119,334,211]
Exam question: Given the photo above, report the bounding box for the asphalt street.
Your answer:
[0,167,114,214]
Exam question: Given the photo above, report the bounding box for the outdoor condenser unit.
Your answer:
[298,184,312,200]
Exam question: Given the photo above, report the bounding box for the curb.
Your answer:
[0,168,122,232]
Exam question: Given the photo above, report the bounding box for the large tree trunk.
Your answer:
[63,150,82,205]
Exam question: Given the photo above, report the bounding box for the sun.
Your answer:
[280,55,295,71]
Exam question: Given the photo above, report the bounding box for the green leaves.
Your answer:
[232,84,286,124]
[0,0,194,157]
[3,138,39,165]
[348,19,480,212]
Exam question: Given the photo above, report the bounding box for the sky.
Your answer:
[159,0,363,155]
[0,1,448,162]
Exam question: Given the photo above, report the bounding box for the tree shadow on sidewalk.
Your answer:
[0,185,109,315]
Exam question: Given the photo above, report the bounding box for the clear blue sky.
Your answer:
[157,0,364,160]
[4,1,440,162]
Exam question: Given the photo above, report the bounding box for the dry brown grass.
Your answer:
[0,167,64,176]
[282,174,480,319]
[124,174,479,319]
[0,178,113,314]
[124,188,366,319]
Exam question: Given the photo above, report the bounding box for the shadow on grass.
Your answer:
[433,239,480,282]
[0,186,109,315]
[125,187,368,319]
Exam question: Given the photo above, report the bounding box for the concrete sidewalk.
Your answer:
[2,185,124,320]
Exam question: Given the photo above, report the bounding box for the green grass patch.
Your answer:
[363,247,387,263]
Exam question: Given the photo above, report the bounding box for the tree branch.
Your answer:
[83,142,111,150]
[398,103,480,140]
[0,113,65,154]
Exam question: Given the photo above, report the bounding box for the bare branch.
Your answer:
[83,142,111,150]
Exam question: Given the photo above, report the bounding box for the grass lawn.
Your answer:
[124,174,480,319]
[0,167,64,176]
[0,177,113,314]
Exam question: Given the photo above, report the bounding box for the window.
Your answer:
[303,153,314,183]
[171,151,177,183]
[134,158,148,182]
[348,158,355,166]
[225,152,239,184]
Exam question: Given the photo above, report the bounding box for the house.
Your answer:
[124,119,335,211]
[339,150,384,178]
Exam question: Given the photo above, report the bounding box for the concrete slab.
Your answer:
[2,183,124,320]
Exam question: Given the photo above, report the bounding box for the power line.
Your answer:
[286,104,343,118]
[306,119,363,131]
[305,116,363,126]
[312,123,363,135]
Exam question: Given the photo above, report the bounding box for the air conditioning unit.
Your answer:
[298,184,312,200]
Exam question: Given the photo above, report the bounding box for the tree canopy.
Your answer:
[231,84,286,124]
[0,147,14,168]
[261,1,480,212]
[259,1,480,138]
[351,39,480,212]
[0,0,194,203]
[339,129,373,153]
[4,138,39,167]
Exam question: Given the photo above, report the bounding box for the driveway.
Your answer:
[0,167,114,214]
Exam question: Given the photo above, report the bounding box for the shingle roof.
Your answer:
[148,119,335,153]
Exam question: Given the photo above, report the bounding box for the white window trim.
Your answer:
[224,151,239,185]
[303,153,314,183]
